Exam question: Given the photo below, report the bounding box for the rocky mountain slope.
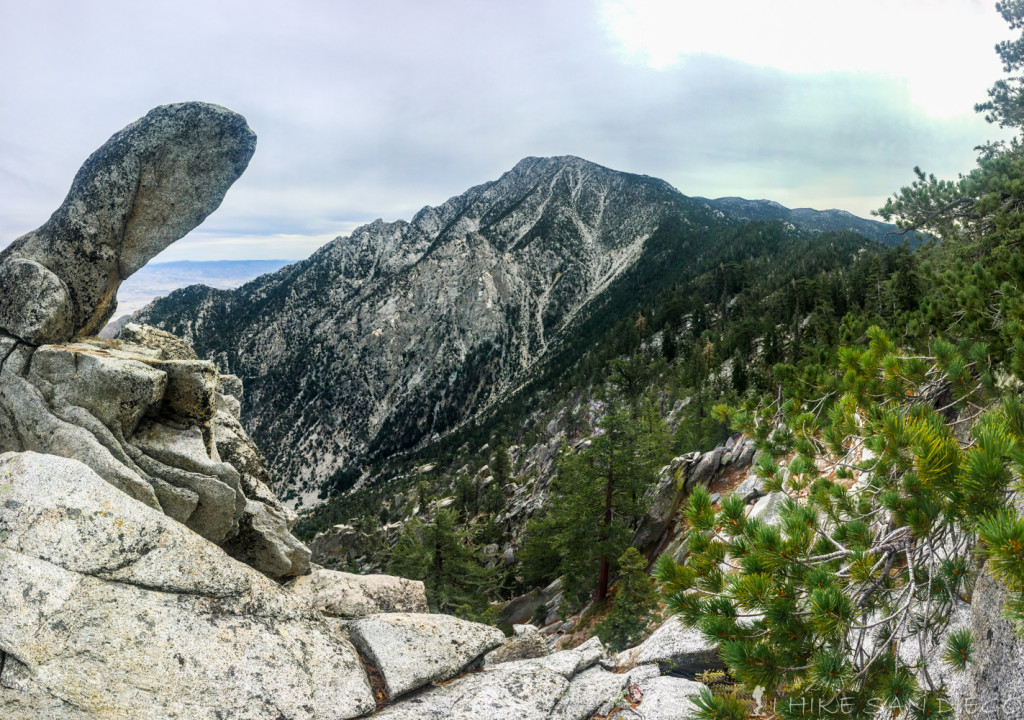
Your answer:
[108,259,293,321]
[134,156,730,500]
[134,158,897,504]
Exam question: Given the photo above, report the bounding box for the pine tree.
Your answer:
[388,510,494,620]
[523,399,668,609]
[595,546,660,652]
[388,517,430,581]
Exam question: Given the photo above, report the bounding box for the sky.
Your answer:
[0,0,1015,262]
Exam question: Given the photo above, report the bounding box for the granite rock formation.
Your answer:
[0,104,305,579]
[0,102,255,344]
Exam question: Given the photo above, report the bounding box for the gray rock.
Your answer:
[0,345,160,509]
[132,418,246,543]
[633,467,685,550]
[117,322,199,360]
[685,448,723,492]
[484,624,550,667]
[551,665,629,720]
[346,612,506,698]
[616,616,722,675]
[960,570,1024,720]
[372,664,570,720]
[152,358,220,426]
[610,677,706,720]
[0,103,255,343]
[27,343,167,438]
[0,104,307,581]
[287,567,427,618]
[733,474,764,503]
[0,332,309,579]
[734,440,756,469]
[0,451,375,719]
[748,491,789,526]
[497,577,562,626]
[220,498,312,579]
[219,373,245,403]
[504,636,610,679]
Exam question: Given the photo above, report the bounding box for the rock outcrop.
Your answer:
[0,105,307,579]
[0,452,373,720]
[0,102,255,344]
[346,613,506,699]
[616,616,722,675]
[287,566,428,618]
[484,624,551,667]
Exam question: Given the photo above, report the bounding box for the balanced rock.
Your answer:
[0,102,255,344]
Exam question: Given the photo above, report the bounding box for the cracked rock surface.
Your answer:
[0,452,374,720]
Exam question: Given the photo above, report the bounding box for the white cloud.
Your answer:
[599,0,1009,117]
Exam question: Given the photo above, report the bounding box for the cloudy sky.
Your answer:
[0,0,1014,261]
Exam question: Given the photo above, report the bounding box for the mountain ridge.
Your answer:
[133,156,892,504]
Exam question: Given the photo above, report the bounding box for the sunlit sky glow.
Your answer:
[0,0,1014,261]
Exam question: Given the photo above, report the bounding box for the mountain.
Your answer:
[109,259,294,319]
[696,196,907,244]
[134,157,883,504]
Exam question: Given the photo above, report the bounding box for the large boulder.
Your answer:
[287,566,428,618]
[0,103,256,343]
[346,613,506,699]
[616,616,722,675]
[374,638,620,720]
[550,665,629,720]
[0,104,306,579]
[483,624,551,667]
[633,459,686,551]
[0,328,310,578]
[0,451,374,720]
[685,448,723,492]
[372,664,571,720]
[747,491,788,526]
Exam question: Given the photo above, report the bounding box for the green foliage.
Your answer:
[387,509,495,620]
[661,298,1024,707]
[692,685,750,720]
[942,628,975,672]
[522,400,668,609]
[594,547,660,652]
